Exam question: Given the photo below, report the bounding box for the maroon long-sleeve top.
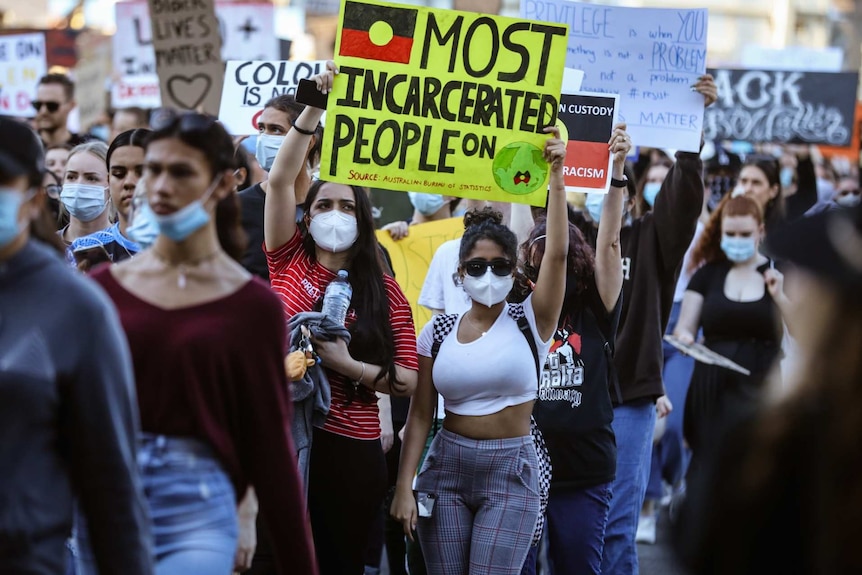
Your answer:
[92,268,317,575]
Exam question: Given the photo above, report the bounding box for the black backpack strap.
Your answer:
[507,304,541,381]
[429,313,458,436]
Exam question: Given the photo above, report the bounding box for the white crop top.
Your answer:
[416,295,553,416]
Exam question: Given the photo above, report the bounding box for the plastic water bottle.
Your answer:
[321,270,352,326]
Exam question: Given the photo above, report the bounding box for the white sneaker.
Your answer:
[636,514,657,545]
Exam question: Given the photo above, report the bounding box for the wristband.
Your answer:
[610,176,628,188]
[291,121,316,136]
[353,361,366,388]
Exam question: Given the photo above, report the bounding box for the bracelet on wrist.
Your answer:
[352,361,366,389]
[291,120,316,136]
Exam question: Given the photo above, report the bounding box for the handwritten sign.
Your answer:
[376,217,465,333]
[146,0,224,114]
[558,92,617,193]
[115,1,278,77]
[112,74,162,109]
[320,0,568,207]
[521,0,708,152]
[0,33,47,117]
[219,60,326,135]
[704,68,860,146]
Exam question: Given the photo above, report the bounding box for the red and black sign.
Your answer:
[338,1,418,65]
[558,93,616,191]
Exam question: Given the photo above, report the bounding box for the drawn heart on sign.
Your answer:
[166,74,212,110]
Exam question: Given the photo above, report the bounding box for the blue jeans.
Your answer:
[647,302,695,500]
[546,482,612,575]
[77,434,237,575]
[601,401,656,575]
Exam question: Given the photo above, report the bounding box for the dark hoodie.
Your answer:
[0,240,153,574]
[573,151,704,404]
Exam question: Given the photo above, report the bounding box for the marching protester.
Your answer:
[60,141,111,245]
[675,194,791,479]
[71,129,150,270]
[84,111,316,575]
[0,117,153,574]
[381,192,460,240]
[239,94,322,280]
[110,107,150,143]
[567,75,715,575]
[675,205,862,575]
[32,74,88,148]
[734,154,817,236]
[264,63,418,575]
[391,125,568,575]
[514,125,630,574]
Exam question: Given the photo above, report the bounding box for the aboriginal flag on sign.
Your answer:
[339,1,419,64]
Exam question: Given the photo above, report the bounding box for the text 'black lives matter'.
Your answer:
[339,1,419,64]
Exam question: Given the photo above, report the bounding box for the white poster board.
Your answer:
[0,33,47,117]
[219,60,327,135]
[521,0,708,152]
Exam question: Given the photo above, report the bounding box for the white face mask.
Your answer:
[61,183,108,222]
[835,193,861,208]
[308,210,358,252]
[255,134,285,171]
[462,268,514,307]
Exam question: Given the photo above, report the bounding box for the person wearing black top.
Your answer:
[0,117,153,574]
[674,195,791,479]
[516,124,629,575]
[238,95,321,280]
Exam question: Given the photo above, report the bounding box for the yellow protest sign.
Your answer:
[321,0,568,207]
[376,217,465,333]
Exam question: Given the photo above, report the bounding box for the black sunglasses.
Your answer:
[32,100,61,113]
[150,109,217,133]
[463,258,514,278]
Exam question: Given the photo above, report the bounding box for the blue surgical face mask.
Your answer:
[126,200,159,249]
[779,167,794,189]
[643,182,662,208]
[255,134,285,172]
[585,193,605,224]
[61,183,108,222]
[154,176,222,242]
[0,188,27,248]
[408,192,446,216]
[720,235,757,263]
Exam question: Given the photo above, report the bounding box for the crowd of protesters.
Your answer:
[1,53,862,575]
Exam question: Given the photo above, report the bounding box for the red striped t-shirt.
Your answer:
[266,230,418,440]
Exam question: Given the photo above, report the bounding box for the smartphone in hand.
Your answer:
[296,78,328,109]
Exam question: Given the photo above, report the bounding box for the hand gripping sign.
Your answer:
[319,0,569,207]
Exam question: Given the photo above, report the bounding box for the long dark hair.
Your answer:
[302,179,402,398]
[517,216,596,316]
[106,128,150,169]
[146,113,247,262]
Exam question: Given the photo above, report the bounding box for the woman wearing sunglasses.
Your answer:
[60,141,111,245]
[85,112,316,575]
[264,63,419,575]
[391,126,569,574]
[71,129,152,271]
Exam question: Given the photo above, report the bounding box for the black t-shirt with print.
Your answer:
[533,280,621,489]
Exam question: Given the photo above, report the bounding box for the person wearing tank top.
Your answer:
[391,127,574,575]
[674,195,792,481]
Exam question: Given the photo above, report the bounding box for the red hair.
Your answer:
[689,194,763,273]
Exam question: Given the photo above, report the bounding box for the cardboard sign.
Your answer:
[146,0,224,114]
[319,0,568,207]
[219,60,327,135]
[74,33,113,130]
[0,33,47,117]
[375,217,465,334]
[557,92,617,193]
[704,68,860,146]
[521,0,708,152]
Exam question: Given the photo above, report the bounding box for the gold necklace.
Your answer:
[150,249,220,289]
